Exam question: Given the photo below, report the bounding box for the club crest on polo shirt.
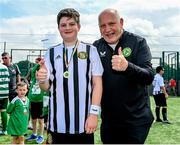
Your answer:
[78,51,88,59]
[122,47,132,57]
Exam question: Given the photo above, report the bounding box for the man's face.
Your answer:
[99,12,123,44]
[2,54,11,66]
[58,17,80,43]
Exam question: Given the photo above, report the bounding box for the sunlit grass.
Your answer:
[0,97,180,144]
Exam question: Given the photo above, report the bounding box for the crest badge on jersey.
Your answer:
[78,51,88,59]
[122,47,132,57]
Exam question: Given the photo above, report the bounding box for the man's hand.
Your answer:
[111,47,128,71]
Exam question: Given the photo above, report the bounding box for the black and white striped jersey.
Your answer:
[44,41,103,134]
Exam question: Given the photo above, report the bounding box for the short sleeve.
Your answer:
[89,45,104,76]
[158,77,164,87]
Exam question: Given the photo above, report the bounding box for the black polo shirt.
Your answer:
[7,64,21,92]
[93,30,154,127]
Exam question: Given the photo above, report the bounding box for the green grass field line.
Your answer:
[0,97,180,144]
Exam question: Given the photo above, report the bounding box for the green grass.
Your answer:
[0,97,180,144]
[145,96,180,144]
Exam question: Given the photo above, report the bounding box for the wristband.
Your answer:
[38,79,48,84]
[90,105,101,115]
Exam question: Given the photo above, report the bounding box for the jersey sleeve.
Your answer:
[89,45,104,76]
[6,102,16,114]
[158,77,164,87]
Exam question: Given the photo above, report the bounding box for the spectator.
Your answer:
[169,78,177,96]
[26,57,48,144]
[164,80,170,94]
[0,62,9,135]
[152,66,171,124]
[1,52,21,102]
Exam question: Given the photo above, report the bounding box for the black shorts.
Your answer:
[46,131,94,144]
[153,93,167,107]
[30,102,44,119]
[0,98,8,110]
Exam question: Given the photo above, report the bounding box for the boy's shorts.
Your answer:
[30,102,44,119]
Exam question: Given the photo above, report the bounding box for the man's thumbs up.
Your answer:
[111,47,128,71]
[118,47,123,55]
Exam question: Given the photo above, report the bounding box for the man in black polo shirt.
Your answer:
[93,8,154,144]
[1,52,21,102]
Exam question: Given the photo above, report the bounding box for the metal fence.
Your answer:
[151,51,180,96]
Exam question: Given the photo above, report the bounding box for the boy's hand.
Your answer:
[36,59,48,82]
[85,114,98,134]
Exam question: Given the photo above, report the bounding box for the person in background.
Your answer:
[164,80,170,94]
[0,62,9,135]
[7,82,29,144]
[1,52,21,102]
[26,57,48,144]
[25,57,42,131]
[93,8,154,144]
[36,8,103,144]
[25,57,42,87]
[152,66,171,124]
[169,78,177,96]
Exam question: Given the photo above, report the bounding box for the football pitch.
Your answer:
[0,97,180,144]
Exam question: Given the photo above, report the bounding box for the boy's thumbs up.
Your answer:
[39,58,47,70]
[36,58,48,82]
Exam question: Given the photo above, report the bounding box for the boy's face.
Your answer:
[16,85,28,98]
[160,69,164,75]
[58,17,80,43]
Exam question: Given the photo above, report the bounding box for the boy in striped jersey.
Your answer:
[0,62,9,135]
[36,8,103,144]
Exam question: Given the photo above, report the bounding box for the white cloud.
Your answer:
[110,0,180,12]
[0,0,180,62]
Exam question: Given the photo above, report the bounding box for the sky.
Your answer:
[0,0,180,63]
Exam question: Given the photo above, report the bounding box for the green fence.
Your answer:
[162,51,180,96]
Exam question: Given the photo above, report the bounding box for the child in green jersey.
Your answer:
[7,82,29,144]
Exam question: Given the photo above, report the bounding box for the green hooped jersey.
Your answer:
[28,64,49,102]
[0,63,9,99]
